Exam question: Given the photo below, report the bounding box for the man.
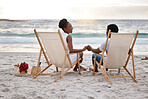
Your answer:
[87,24,119,72]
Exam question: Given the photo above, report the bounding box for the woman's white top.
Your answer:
[61,31,78,64]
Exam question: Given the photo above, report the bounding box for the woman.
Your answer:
[59,18,87,71]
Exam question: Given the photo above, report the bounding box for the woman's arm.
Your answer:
[67,35,87,53]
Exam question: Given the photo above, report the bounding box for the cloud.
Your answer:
[0,7,2,16]
[71,6,148,19]
[99,6,148,19]
[0,0,148,19]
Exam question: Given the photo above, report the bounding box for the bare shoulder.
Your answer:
[67,35,72,40]
[66,35,72,43]
[67,35,72,38]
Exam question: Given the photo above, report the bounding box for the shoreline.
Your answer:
[0,50,148,55]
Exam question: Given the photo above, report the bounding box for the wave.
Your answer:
[137,33,148,38]
[0,33,35,37]
[0,32,148,38]
[0,37,37,44]
[0,19,26,22]
[71,33,148,38]
[71,33,106,38]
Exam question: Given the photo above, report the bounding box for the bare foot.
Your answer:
[80,66,87,71]
[89,68,98,72]
[73,68,77,72]
[73,65,87,71]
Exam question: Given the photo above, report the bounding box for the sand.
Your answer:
[0,52,148,99]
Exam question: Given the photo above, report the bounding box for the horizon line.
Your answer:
[0,18,148,21]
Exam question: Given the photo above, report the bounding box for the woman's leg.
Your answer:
[79,52,83,63]
[73,52,86,71]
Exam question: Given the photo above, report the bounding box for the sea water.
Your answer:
[0,19,148,55]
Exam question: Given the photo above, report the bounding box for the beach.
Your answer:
[0,19,148,98]
[0,52,148,99]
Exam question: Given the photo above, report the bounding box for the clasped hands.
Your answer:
[82,45,92,51]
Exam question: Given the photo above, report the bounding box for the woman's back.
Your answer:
[61,31,70,53]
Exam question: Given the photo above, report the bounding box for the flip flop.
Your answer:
[141,57,148,60]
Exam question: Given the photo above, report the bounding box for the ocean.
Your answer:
[0,19,148,55]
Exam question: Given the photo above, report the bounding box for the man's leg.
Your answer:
[92,54,103,72]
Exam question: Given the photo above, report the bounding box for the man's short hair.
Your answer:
[107,24,119,33]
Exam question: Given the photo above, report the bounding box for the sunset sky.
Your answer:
[0,0,148,19]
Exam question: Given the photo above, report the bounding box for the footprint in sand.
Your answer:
[11,94,27,99]
[2,88,9,92]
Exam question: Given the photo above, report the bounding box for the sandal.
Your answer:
[141,57,148,60]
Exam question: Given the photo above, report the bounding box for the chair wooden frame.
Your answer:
[33,29,81,82]
[93,30,139,84]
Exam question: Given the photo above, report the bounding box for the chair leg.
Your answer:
[124,67,138,83]
[106,75,113,85]
[103,56,107,80]
[124,54,131,68]
[103,57,106,73]
[77,53,81,75]
[54,67,72,82]
[54,65,65,82]
[118,68,120,73]
[131,50,136,78]
[93,54,97,75]
[123,49,138,83]
[33,64,52,79]
[101,67,113,85]
[56,67,58,72]
[60,54,67,78]
[54,75,62,82]
[96,61,113,85]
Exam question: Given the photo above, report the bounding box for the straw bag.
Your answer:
[31,66,41,75]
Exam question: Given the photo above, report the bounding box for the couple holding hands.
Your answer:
[59,18,119,72]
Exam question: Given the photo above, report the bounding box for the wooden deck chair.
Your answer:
[93,30,139,84]
[33,29,81,82]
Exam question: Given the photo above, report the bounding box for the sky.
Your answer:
[0,0,148,19]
